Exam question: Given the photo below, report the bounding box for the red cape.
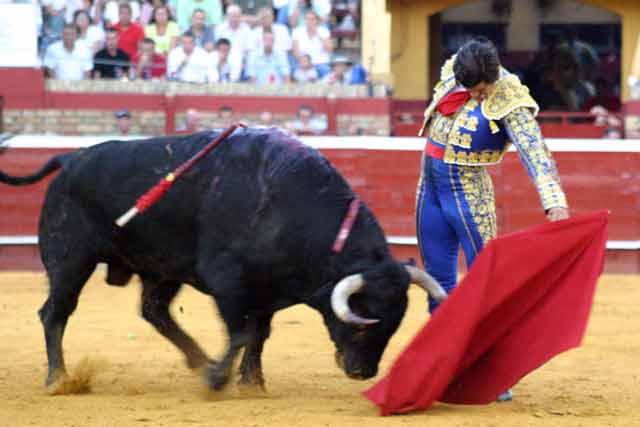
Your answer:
[364,211,608,415]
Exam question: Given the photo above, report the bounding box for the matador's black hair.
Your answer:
[453,37,501,88]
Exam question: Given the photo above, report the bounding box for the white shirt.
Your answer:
[291,26,330,65]
[167,46,212,83]
[43,40,92,80]
[77,25,106,52]
[215,21,253,61]
[250,23,291,53]
[103,0,141,25]
[42,0,84,24]
[206,50,242,82]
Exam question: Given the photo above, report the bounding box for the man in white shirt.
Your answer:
[44,24,92,80]
[250,6,291,54]
[167,33,211,83]
[214,4,252,63]
[246,30,290,84]
[207,38,242,82]
[291,10,332,77]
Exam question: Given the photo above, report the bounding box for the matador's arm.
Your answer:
[502,107,568,211]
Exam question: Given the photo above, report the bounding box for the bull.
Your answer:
[0,128,446,391]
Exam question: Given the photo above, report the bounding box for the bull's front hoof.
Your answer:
[204,362,230,391]
[237,371,266,391]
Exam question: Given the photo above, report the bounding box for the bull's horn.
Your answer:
[405,266,448,302]
[331,274,380,325]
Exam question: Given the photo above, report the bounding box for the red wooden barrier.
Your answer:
[1,146,638,272]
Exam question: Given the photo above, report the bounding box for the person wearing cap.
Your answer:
[322,54,354,84]
[115,109,132,135]
[415,38,570,400]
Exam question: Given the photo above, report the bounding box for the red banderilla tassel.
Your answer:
[116,122,245,227]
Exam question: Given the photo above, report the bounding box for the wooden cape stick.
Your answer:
[115,123,245,227]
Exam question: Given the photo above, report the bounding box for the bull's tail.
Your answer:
[0,152,75,186]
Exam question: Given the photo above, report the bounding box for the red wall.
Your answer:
[1,147,638,273]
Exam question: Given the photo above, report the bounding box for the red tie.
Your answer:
[436,90,471,116]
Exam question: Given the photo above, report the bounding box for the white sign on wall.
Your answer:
[0,4,40,67]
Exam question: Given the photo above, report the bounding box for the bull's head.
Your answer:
[325,262,446,380]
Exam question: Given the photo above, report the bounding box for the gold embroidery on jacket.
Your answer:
[503,107,568,210]
[483,74,539,120]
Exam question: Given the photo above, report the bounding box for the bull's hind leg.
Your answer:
[139,277,210,370]
[38,258,96,386]
[237,312,273,389]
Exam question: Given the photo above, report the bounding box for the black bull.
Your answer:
[0,128,446,391]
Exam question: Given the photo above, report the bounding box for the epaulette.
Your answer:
[482,74,539,120]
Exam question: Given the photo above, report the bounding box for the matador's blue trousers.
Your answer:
[416,154,496,312]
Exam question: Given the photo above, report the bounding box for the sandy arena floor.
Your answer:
[1,271,639,427]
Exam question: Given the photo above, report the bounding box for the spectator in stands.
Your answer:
[176,108,202,133]
[215,4,253,65]
[563,27,600,95]
[218,105,235,127]
[536,47,582,111]
[184,9,216,52]
[590,105,622,139]
[171,0,223,32]
[291,10,332,78]
[145,5,180,55]
[115,108,133,135]
[287,0,331,29]
[251,6,291,54]
[93,28,131,79]
[286,104,326,135]
[112,3,145,59]
[292,53,318,83]
[73,9,105,54]
[257,110,275,126]
[167,33,211,82]
[44,24,93,80]
[583,77,622,113]
[246,30,290,84]
[41,0,71,48]
[207,38,242,82]
[334,0,359,32]
[139,0,166,26]
[45,0,84,28]
[322,54,354,84]
[103,0,141,27]
[272,0,289,26]
[603,127,622,139]
[132,37,167,79]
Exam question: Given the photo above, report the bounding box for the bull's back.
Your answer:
[44,129,352,280]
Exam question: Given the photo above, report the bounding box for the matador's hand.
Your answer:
[547,207,569,222]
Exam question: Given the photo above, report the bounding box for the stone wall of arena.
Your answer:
[0,69,390,137]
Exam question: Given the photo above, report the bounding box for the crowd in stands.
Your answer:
[28,0,366,84]
[113,103,329,136]
[520,29,621,118]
